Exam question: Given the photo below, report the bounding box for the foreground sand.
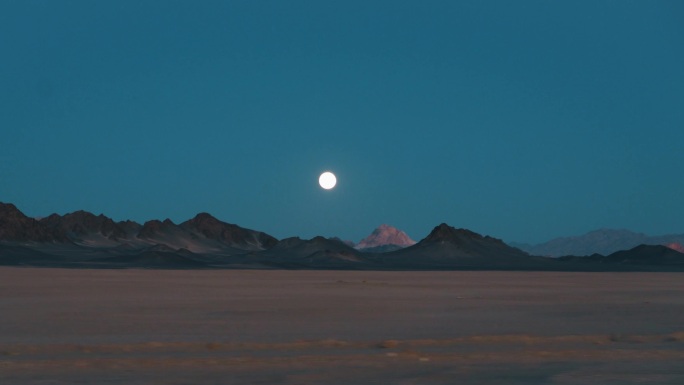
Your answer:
[1,268,683,384]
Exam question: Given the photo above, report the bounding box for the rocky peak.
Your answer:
[418,223,512,248]
[188,212,216,222]
[356,224,416,249]
[0,202,25,219]
[311,236,329,243]
[423,223,483,243]
[0,202,68,242]
[138,219,168,238]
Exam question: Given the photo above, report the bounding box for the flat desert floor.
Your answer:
[1,268,683,384]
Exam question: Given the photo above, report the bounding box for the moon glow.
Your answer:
[318,172,337,190]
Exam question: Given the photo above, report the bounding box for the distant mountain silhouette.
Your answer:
[518,229,684,257]
[605,245,684,265]
[559,244,684,266]
[2,202,683,271]
[356,224,415,251]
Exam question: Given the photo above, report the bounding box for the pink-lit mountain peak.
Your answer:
[356,224,416,249]
[665,242,684,253]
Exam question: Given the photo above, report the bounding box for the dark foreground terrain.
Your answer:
[1,268,683,384]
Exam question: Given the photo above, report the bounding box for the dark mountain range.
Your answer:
[368,224,550,270]
[269,236,357,256]
[40,210,131,243]
[0,203,276,258]
[134,214,276,254]
[180,213,277,250]
[559,245,684,267]
[1,202,683,271]
[0,203,68,242]
[135,218,210,252]
[137,219,176,239]
[604,245,684,265]
[516,229,684,257]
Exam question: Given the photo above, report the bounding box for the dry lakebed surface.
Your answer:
[1,267,683,384]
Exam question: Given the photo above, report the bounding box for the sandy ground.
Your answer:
[1,267,683,384]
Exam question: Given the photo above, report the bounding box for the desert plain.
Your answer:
[1,267,683,384]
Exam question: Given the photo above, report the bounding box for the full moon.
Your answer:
[318,171,337,190]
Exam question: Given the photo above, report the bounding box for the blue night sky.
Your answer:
[1,1,683,244]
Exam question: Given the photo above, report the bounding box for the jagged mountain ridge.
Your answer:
[39,210,135,245]
[0,203,69,242]
[0,202,276,254]
[2,202,683,271]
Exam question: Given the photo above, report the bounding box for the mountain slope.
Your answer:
[180,213,277,251]
[604,245,684,265]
